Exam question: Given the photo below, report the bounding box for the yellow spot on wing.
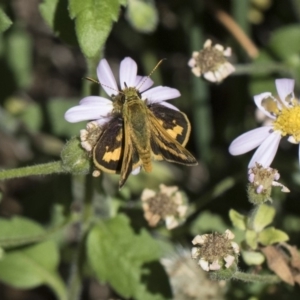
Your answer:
[102,147,121,162]
[167,125,183,139]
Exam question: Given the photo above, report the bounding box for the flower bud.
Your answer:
[61,137,91,175]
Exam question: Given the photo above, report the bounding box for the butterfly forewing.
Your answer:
[148,107,197,165]
[148,103,191,146]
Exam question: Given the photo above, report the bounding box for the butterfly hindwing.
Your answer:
[93,115,124,173]
[93,114,142,187]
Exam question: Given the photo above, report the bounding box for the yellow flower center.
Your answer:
[273,104,300,142]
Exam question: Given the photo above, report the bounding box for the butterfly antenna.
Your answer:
[137,58,166,90]
[84,77,123,94]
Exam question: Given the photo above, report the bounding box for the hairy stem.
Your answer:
[233,271,281,283]
[0,161,66,180]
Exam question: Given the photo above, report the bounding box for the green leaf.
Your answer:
[250,204,275,232]
[245,229,257,250]
[39,0,60,28]
[47,98,86,137]
[6,28,33,89]
[269,25,300,61]
[69,0,123,57]
[241,250,265,266]
[87,214,169,300]
[190,210,227,235]
[229,209,247,230]
[126,0,158,33]
[40,0,77,45]
[0,216,45,249]
[0,241,67,300]
[0,8,12,33]
[258,227,289,246]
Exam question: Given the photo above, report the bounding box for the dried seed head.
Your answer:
[80,121,102,152]
[141,184,188,230]
[188,39,235,82]
[191,230,239,275]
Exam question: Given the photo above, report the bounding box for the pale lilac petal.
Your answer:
[120,57,137,89]
[64,103,113,123]
[95,116,113,126]
[141,86,181,103]
[160,101,179,111]
[135,76,154,92]
[224,255,235,268]
[79,96,112,105]
[131,166,141,175]
[248,131,281,168]
[209,260,221,270]
[254,92,277,119]
[97,59,118,96]
[229,126,272,155]
[275,78,295,103]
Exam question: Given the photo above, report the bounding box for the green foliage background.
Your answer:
[1,0,300,299]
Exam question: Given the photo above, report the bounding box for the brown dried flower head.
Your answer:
[188,39,235,82]
[141,184,188,230]
[80,121,102,152]
[191,229,239,272]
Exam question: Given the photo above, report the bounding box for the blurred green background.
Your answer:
[1,0,300,299]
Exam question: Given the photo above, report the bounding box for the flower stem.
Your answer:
[233,271,281,283]
[0,161,65,180]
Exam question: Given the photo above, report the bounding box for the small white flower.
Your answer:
[229,79,300,168]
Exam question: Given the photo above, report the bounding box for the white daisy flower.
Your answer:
[64,57,181,124]
[64,57,181,176]
[229,78,300,168]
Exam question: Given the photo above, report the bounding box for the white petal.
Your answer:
[141,86,181,103]
[192,235,207,245]
[95,116,113,126]
[191,247,199,259]
[199,259,210,271]
[272,181,290,193]
[131,166,141,175]
[225,229,234,240]
[119,57,137,89]
[165,216,178,230]
[209,260,221,270]
[203,71,217,82]
[79,96,112,105]
[254,92,277,119]
[159,101,179,111]
[288,135,298,144]
[64,102,113,123]
[248,131,281,168]
[135,76,154,92]
[224,255,235,268]
[97,59,119,97]
[275,78,295,103]
[229,126,272,155]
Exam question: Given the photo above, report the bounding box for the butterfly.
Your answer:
[91,84,197,188]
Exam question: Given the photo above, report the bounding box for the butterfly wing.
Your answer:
[147,104,197,165]
[92,115,142,187]
[149,103,191,146]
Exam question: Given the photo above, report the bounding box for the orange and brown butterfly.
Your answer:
[65,57,197,188]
